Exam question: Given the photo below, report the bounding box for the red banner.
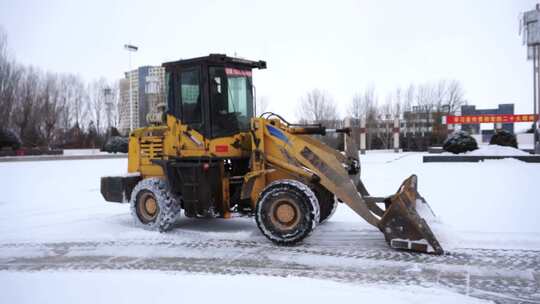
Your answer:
[446,114,539,124]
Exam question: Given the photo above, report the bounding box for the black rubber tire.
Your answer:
[130,178,182,232]
[255,179,320,245]
[313,186,338,224]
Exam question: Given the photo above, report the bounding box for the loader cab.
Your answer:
[163,54,266,138]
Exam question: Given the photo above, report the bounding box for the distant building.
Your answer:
[460,104,514,141]
[402,104,451,135]
[118,66,165,135]
[400,105,451,151]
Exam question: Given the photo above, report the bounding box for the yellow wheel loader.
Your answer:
[101,54,444,254]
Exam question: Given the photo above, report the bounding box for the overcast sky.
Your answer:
[0,0,537,121]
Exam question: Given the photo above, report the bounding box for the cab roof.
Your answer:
[162,54,266,70]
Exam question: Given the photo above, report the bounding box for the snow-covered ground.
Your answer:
[1,152,539,303]
[0,271,490,304]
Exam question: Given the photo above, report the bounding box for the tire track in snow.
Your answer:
[0,240,538,304]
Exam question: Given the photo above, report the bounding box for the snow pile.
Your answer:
[415,199,460,251]
[0,271,491,304]
[357,151,540,249]
[442,144,529,156]
[465,145,529,156]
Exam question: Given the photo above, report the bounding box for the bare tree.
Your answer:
[432,79,466,142]
[89,78,108,135]
[403,84,415,113]
[0,28,120,149]
[40,73,62,146]
[112,82,120,128]
[414,82,437,137]
[0,29,21,130]
[104,81,119,130]
[349,93,365,121]
[13,66,42,146]
[348,87,378,148]
[349,86,378,121]
[58,75,74,131]
[71,75,86,128]
[392,87,403,118]
[444,79,466,114]
[296,89,338,125]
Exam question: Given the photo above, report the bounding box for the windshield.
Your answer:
[209,67,253,137]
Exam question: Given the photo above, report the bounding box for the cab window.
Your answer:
[180,69,201,123]
[209,67,253,137]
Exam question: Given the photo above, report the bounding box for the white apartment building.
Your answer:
[118,66,165,135]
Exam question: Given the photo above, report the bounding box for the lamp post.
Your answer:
[124,44,138,133]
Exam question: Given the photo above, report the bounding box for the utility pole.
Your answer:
[521,5,540,153]
[535,45,539,150]
[124,44,138,133]
[536,44,540,152]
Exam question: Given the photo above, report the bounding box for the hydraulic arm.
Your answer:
[249,115,443,254]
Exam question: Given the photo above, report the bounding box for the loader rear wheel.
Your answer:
[255,179,320,245]
[130,178,182,232]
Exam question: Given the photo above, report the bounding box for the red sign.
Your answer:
[215,145,229,153]
[446,114,539,124]
[225,68,252,77]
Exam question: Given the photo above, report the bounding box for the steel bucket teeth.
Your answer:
[378,175,444,255]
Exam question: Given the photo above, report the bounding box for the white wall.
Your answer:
[517,133,534,148]
[63,149,103,156]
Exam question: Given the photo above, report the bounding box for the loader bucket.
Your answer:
[378,175,444,255]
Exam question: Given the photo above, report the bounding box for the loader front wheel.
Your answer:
[313,186,338,224]
[255,179,320,245]
[130,178,181,232]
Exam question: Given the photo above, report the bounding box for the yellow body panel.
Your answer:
[129,115,361,212]
[129,114,371,219]
[129,114,251,178]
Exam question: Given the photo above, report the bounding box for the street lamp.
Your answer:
[124,44,138,133]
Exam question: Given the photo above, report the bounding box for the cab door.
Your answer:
[174,66,207,153]
[178,67,204,133]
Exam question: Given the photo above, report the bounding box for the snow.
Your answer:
[464,145,530,156]
[353,152,540,250]
[1,152,539,247]
[63,149,111,156]
[1,151,539,303]
[0,271,490,304]
[442,144,530,156]
[415,198,458,251]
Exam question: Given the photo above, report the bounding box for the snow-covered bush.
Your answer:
[489,129,517,148]
[102,136,128,153]
[443,131,478,154]
[0,128,22,150]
